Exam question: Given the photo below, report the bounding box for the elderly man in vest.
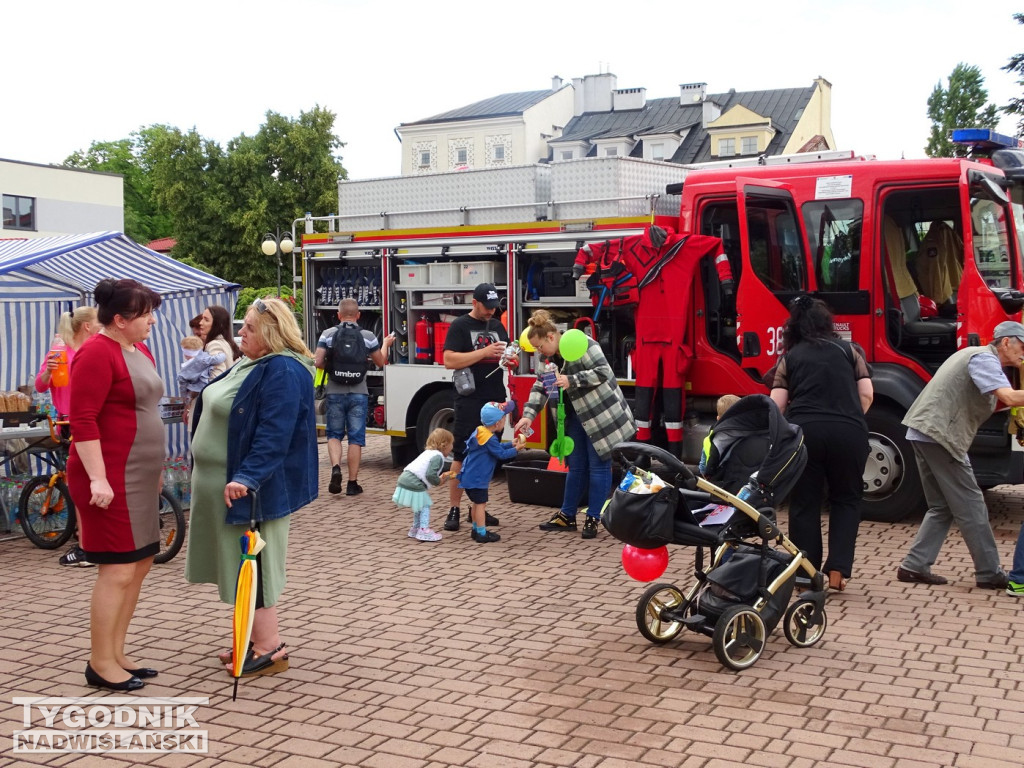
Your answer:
[898,321,1024,588]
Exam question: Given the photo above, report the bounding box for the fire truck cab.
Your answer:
[675,152,1024,521]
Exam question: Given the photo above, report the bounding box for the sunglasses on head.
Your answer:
[253,297,270,314]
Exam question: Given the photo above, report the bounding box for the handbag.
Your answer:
[452,368,476,396]
[601,485,679,549]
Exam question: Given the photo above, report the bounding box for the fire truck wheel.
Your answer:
[861,406,924,523]
[415,390,456,453]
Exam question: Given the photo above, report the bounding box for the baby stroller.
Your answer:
[603,395,827,671]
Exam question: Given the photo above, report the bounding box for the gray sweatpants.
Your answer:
[900,440,1003,581]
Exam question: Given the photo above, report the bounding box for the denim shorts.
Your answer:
[325,392,368,445]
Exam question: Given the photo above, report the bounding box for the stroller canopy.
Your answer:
[700,394,806,502]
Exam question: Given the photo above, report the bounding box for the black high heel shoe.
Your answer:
[85,663,145,692]
[123,667,158,679]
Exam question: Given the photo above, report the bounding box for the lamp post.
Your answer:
[261,230,294,297]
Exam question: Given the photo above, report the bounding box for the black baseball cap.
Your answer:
[472,283,500,309]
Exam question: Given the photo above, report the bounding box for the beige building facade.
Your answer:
[1,159,124,238]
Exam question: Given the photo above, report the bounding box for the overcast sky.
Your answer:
[4,0,1023,185]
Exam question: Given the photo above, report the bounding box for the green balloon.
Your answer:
[559,328,589,361]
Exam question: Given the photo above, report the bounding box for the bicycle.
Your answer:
[18,417,186,564]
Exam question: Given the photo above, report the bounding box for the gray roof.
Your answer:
[402,90,556,126]
[560,85,817,163]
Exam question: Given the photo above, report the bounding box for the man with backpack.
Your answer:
[315,298,394,496]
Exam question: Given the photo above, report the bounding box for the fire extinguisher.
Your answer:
[415,316,434,364]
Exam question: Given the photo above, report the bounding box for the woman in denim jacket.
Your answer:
[185,297,318,678]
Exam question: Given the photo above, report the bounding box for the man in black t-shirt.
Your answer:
[442,283,509,531]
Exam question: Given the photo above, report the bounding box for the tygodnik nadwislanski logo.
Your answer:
[12,697,208,754]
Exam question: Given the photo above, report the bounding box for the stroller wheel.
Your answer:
[712,604,767,671]
[635,583,685,643]
[783,599,827,648]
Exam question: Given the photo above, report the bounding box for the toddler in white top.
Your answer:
[392,428,455,541]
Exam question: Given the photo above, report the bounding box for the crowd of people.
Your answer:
[22,278,1024,693]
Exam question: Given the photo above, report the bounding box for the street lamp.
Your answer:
[261,230,294,297]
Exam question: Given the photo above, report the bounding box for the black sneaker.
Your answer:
[471,529,501,543]
[581,516,599,539]
[59,546,95,567]
[443,506,461,531]
[345,480,363,496]
[539,513,577,532]
[328,466,342,494]
[467,510,500,526]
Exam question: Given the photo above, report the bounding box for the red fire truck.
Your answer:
[301,147,1024,522]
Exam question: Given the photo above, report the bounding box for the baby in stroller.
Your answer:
[603,394,827,671]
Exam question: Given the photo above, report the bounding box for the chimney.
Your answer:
[575,73,616,115]
[613,87,646,111]
[552,75,563,91]
[679,82,707,106]
[702,99,721,127]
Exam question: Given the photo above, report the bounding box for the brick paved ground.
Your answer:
[2,433,1023,767]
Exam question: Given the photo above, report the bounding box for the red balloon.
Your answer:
[621,544,669,582]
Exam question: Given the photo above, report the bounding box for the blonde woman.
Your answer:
[34,306,101,417]
[34,306,101,568]
[186,297,318,678]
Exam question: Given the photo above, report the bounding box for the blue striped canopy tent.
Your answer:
[0,232,240,458]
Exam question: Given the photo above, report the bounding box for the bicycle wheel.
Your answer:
[154,488,186,564]
[19,476,76,550]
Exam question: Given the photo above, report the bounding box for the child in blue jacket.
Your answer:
[457,401,525,543]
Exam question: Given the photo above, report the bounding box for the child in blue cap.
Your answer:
[457,401,525,542]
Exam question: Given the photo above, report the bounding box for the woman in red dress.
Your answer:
[67,278,164,692]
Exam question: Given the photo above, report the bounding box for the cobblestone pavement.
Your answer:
[2,434,1023,767]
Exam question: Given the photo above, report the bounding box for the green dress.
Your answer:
[184,354,290,606]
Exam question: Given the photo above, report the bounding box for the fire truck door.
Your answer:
[734,180,809,378]
[960,168,1024,341]
[801,198,871,350]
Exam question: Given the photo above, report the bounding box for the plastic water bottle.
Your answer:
[49,335,69,387]
[10,480,24,528]
[737,472,761,504]
[163,460,177,503]
[175,458,191,507]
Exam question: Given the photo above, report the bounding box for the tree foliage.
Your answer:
[64,107,345,290]
[1002,13,1024,135]
[64,127,176,243]
[926,63,999,157]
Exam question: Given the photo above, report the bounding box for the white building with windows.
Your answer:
[1,159,123,238]
[396,78,574,176]
[393,73,834,175]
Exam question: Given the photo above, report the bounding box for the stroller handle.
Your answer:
[612,441,697,489]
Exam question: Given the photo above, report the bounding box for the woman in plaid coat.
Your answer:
[515,310,636,539]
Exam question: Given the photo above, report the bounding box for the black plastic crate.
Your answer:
[504,459,572,507]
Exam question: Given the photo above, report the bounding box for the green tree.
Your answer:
[65,107,345,290]
[926,63,999,157]
[1002,13,1024,135]
[64,128,176,243]
[148,106,344,288]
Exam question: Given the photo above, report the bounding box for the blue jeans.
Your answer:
[559,411,612,520]
[1010,524,1024,584]
[325,393,368,445]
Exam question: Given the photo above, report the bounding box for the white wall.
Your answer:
[0,159,124,238]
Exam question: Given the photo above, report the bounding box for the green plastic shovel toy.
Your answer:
[549,386,575,460]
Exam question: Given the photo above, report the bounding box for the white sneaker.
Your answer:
[407,526,418,538]
[414,527,442,542]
